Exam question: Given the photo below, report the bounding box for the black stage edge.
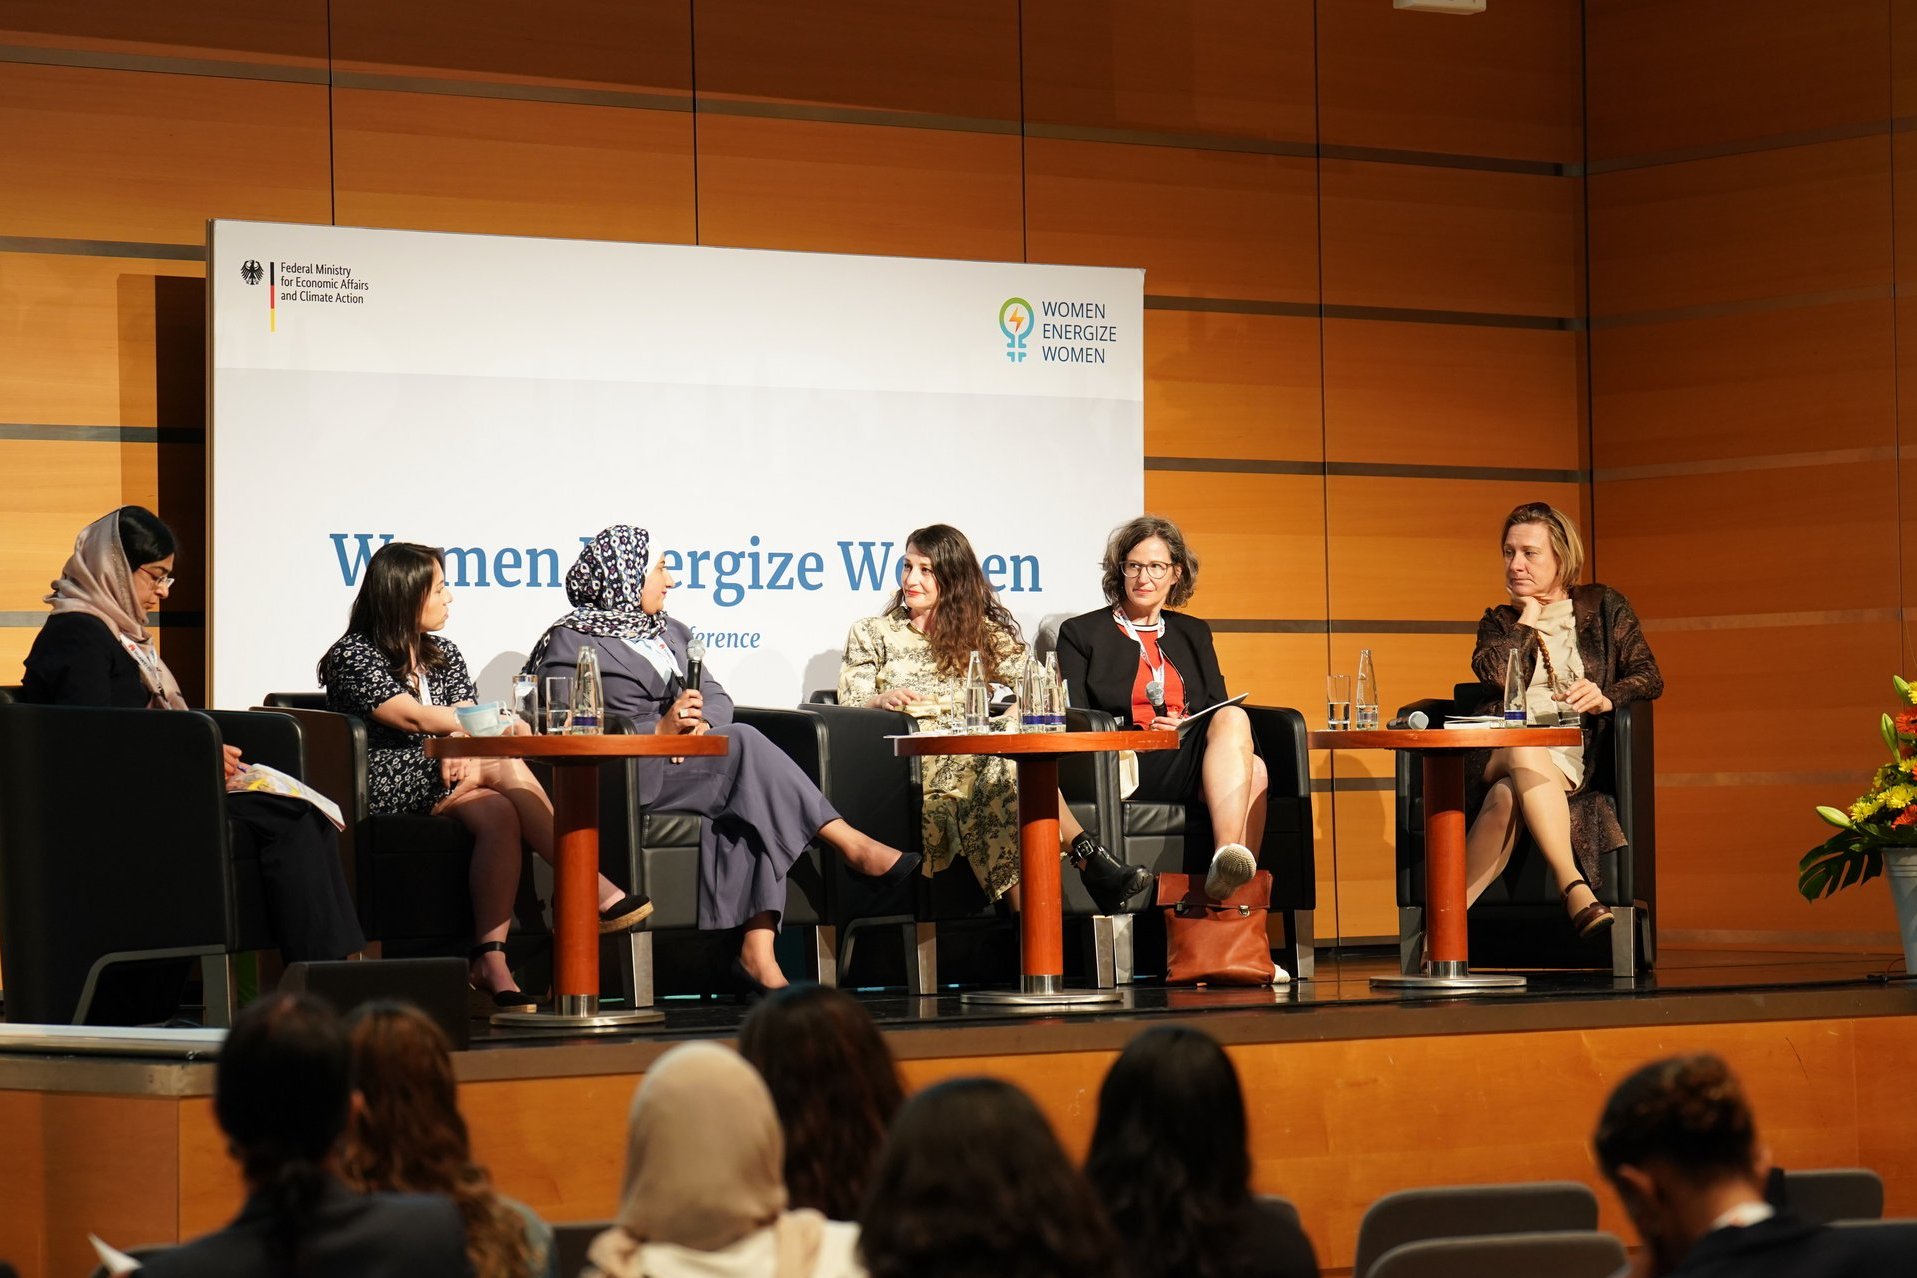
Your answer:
[2,947,1913,1094]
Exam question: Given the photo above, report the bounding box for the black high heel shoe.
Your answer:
[854,850,922,887]
[727,955,780,1005]
[468,941,539,1016]
[1563,878,1615,939]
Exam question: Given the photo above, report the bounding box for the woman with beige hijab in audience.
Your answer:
[583,1041,866,1278]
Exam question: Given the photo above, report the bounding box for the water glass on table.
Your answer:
[1326,674,1352,731]
[542,674,573,734]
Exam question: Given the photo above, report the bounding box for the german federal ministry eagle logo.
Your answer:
[241,259,264,286]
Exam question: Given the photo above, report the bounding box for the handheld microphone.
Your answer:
[683,636,706,697]
[1386,710,1430,731]
[1146,678,1167,719]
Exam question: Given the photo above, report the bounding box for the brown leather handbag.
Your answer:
[1158,869,1279,985]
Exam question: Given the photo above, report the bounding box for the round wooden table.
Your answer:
[893,729,1178,1006]
[428,732,728,1028]
[1311,726,1580,991]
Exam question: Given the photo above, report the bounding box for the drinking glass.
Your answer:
[509,673,538,731]
[542,675,573,734]
[1326,674,1352,731]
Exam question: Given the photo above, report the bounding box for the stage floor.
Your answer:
[437,944,1917,1071]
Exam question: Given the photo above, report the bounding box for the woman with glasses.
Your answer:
[319,541,649,1014]
[21,507,364,965]
[1056,515,1265,903]
[839,523,1152,912]
[1463,502,1662,938]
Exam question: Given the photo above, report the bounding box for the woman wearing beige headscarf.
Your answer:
[20,506,363,964]
[584,1041,865,1278]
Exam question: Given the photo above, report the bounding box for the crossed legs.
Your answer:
[1464,745,1597,918]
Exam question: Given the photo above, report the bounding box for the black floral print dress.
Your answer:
[320,632,477,815]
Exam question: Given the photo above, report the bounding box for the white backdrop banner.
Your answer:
[208,220,1143,708]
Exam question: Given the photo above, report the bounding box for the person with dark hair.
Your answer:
[738,984,904,1221]
[1593,1052,1916,1277]
[529,527,916,993]
[1056,515,1266,903]
[21,507,364,966]
[859,1076,1117,1278]
[136,992,472,1277]
[1085,1027,1318,1278]
[1464,502,1663,938]
[320,541,650,1014]
[582,1041,866,1278]
[341,1002,554,1277]
[839,523,1150,911]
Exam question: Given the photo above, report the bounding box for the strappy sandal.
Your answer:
[468,940,539,1016]
[1562,878,1615,939]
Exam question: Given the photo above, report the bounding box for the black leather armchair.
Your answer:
[1061,705,1317,982]
[1394,683,1655,977]
[0,703,308,1026]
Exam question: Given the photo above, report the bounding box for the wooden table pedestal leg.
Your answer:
[1369,751,1525,991]
[961,757,1120,1006]
[490,762,666,1029]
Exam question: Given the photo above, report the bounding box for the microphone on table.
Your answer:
[1146,678,1167,720]
[683,636,706,697]
[1386,710,1430,731]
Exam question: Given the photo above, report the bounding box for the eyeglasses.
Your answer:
[138,567,176,590]
[1121,561,1173,581]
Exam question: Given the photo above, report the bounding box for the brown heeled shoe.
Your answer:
[1562,878,1615,939]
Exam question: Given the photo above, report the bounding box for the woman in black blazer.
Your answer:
[1056,516,1266,902]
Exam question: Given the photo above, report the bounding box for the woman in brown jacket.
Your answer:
[1464,502,1663,938]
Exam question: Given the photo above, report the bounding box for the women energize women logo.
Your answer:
[998,296,1031,362]
[999,295,1122,366]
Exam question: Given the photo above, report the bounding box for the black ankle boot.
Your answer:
[1069,833,1154,914]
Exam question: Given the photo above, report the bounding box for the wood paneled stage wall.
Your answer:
[0,0,1907,949]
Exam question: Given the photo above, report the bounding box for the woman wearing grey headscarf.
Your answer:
[583,1042,866,1278]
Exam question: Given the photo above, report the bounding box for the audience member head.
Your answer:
[612,1042,788,1252]
[738,983,904,1221]
[1593,1052,1767,1272]
[1084,1026,1252,1278]
[886,523,1022,678]
[214,993,353,1258]
[326,541,447,677]
[1099,515,1199,611]
[859,1076,1117,1278]
[1500,501,1584,600]
[340,1001,535,1278]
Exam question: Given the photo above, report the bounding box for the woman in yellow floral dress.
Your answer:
[839,524,1152,911]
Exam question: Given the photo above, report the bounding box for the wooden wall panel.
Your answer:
[1328,788,1397,939]
[1586,0,1890,162]
[1323,321,1583,470]
[1320,162,1581,317]
[1026,141,1318,302]
[696,0,1017,119]
[0,254,206,427]
[0,441,160,608]
[1143,312,1322,461]
[0,0,327,65]
[1211,633,1332,723]
[1330,632,1480,726]
[0,65,331,244]
[1596,465,1897,618]
[330,91,696,243]
[1587,137,1891,318]
[1590,299,1896,469]
[1021,0,1315,141]
[1142,471,1326,620]
[1658,782,1906,939]
[1325,477,1583,622]
[1317,0,1581,163]
[694,116,1023,260]
[329,0,689,92]
[41,1095,181,1278]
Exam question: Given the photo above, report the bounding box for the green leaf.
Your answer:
[1798,841,1885,901]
